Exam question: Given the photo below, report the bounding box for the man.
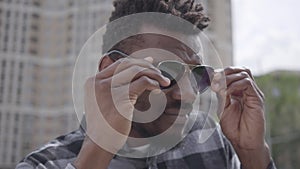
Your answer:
[17,0,276,169]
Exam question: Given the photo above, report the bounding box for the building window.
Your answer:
[4,34,8,42]
[67,24,72,31]
[31,24,38,31]
[6,112,10,121]
[29,49,37,55]
[30,36,38,43]
[0,60,5,104]
[6,10,10,18]
[14,113,19,122]
[23,13,27,20]
[68,14,73,19]
[33,0,40,7]
[32,13,39,19]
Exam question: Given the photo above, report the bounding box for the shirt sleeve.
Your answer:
[15,129,84,169]
[15,162,77,169]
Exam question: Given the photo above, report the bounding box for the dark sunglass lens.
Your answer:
[158,62,185,89]
[192,66,214,93]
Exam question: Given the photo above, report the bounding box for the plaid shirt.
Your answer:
[16,116,276,169]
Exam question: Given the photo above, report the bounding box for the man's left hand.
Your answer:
[212,67,271,169]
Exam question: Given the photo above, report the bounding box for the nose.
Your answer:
[169,74,197,103]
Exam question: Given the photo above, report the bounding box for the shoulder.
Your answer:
[17,129,84,168]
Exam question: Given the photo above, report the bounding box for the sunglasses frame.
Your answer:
[104,50,214,93]
[157,60,214,93]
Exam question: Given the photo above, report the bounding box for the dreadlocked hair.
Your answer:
[110,0,209,30]
[102,0,210,53]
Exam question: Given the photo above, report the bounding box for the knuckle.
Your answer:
[227,66,235,71]
[244,77,253,85]
[240,71,249,78]
[140,76,156,86]
[245,69,252,76]
[140,76,150,83]
[225,66,235,73]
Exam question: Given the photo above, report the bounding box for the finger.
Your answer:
[224,67,254,80]
[226,71,265,101]
[223,67,265,100]
[97,57,159,79]
[226,71,252,87]
[109,65,170,87]
[226,77,264,104]
[211,71,226,92]
[128,76,162,103]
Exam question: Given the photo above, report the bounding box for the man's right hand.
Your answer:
[74,56,170,169]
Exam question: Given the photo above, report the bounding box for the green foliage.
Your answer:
[255,71,300,169]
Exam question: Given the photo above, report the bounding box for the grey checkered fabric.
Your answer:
[16,116,276,169]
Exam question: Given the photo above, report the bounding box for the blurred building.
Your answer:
[198,0,233,115]
[0,0,232,168]
[202,0,233,67]
[255,70,300,169]
[0,0,112,168]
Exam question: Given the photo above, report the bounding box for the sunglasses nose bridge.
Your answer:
[182,64,195,75]
[157,61,214,93]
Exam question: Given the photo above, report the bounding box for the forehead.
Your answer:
[139,23,201,48]
[129,33,202,64]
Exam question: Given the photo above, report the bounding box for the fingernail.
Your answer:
[144,57,153,63]
[163,77,171,84]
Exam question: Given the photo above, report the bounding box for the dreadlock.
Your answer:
[110,0,209,29]
[102,0,210,53]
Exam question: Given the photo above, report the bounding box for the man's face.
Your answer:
[126,31,203,139]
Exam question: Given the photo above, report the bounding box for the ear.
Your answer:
[98,55,114,72]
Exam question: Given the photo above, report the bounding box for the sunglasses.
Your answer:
[105,50,214,93]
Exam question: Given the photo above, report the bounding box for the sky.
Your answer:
[232,0,300,75]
